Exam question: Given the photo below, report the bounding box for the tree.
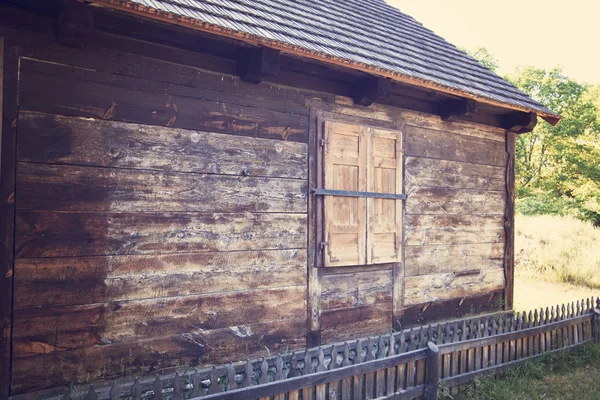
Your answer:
[465,46,499,73]
[506,67,600,224]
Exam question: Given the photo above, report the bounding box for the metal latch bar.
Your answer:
[310,188,407,200]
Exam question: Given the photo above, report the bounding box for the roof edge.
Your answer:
[85,0,562,126]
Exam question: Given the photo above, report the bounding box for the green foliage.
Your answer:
[454,344,600,400]
[465,46,499,73]
[506,67,600,225]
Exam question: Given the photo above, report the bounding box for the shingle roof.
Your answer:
[90,0,561,124]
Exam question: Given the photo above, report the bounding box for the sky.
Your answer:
[386,0,600,85]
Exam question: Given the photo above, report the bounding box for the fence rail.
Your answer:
[11,298,599,400]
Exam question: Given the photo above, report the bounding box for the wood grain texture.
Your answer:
[321,303,392,344]
[405,215,505,246]
[320,269,393,311]
[405,243,504,276]
[398,291,504,328]
[13,286,306,356]
[404,268,505,305]
[0,35,14,400]
[15,211,307,258]
[504,131,516,309]
[405,157,504,191]
[19,69,309,143]
[14,249,306,309]
[17,162,307,213]
[17,112,308,179]
[11,318,306,394]
[401,112,505,142]
[405,187,505,216]
[404,126,507,167]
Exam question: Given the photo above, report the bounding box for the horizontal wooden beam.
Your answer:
[502,111,537,133]
[237,47,280,83]
[439,98,477,121]
[352,77,392,107]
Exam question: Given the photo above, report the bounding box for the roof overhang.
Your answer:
[84,0,562,126]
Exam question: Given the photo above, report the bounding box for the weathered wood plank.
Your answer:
[17,163,307,213]
[320,269,393,311]
[504,131,515,309]
[15,211,307,258]
[405,243,504,276]
[401,112,506,141]
[404,126,507,167]
[17,112,308,179]
[19,70,309,143]
[0,35,17,400]
[13,286,306,356]
[405,157,504,191]
[405,215,504,246]
[405,187,506,215]
[404,268,505,306]
[11,318,306,394]
[14,249,306,309]
[321,304,392,344]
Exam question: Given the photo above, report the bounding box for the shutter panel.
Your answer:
[367,128,403,264]
[323,121,367,267]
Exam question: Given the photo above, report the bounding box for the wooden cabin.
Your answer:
[0,0,560,397]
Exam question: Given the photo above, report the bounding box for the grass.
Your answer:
[515,214,600,289]
[452,343,600,400]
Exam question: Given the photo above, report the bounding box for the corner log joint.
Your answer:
[439,98,478,121]
[237,47,281,83]
[352,77,392,107]
[57,0,95,48]
[502,111,538,133]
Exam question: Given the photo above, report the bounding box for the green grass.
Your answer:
[452,344,600,400]
[516,214,600,289]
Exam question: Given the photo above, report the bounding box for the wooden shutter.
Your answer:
[323,121,367,267]
[367,128,403,264]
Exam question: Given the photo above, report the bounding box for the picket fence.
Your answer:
[11,298,600,400]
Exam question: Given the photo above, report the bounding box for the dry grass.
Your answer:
[515,214,600,289]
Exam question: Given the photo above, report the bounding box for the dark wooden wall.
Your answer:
[0,3,510,396]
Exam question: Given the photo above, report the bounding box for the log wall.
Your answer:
[0,6,508,395]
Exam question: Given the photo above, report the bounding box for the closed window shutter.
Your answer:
[367,128,403,263]
[323,121,367,267]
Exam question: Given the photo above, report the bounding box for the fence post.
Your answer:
[594,308,600,343]
[425,342,441,400]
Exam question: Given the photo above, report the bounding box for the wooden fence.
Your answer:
[11,298,600,400]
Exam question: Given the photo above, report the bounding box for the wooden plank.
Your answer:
[366,127,403,264]
[11,318,307,395]
[17,163,307,213]
[320,269,393,310]
[323,121,367,267]
[13,286,307,356]
[398,292,505,328]
[504,131,516,309]
[405,187,506,215]
[15,211,307,258]
[404,268,506,305]
[17,112,308,179]
[405,214,504,246]
[19,69,309,143]
[405,157,505,191]
[14,249,306,309]
[401,111,506,141]
[18,45,308,112]
[307,109,321,344]
[0,34,16,400]
[404,125,507,167]
[321,304,392,344]
[405,243,504,276]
